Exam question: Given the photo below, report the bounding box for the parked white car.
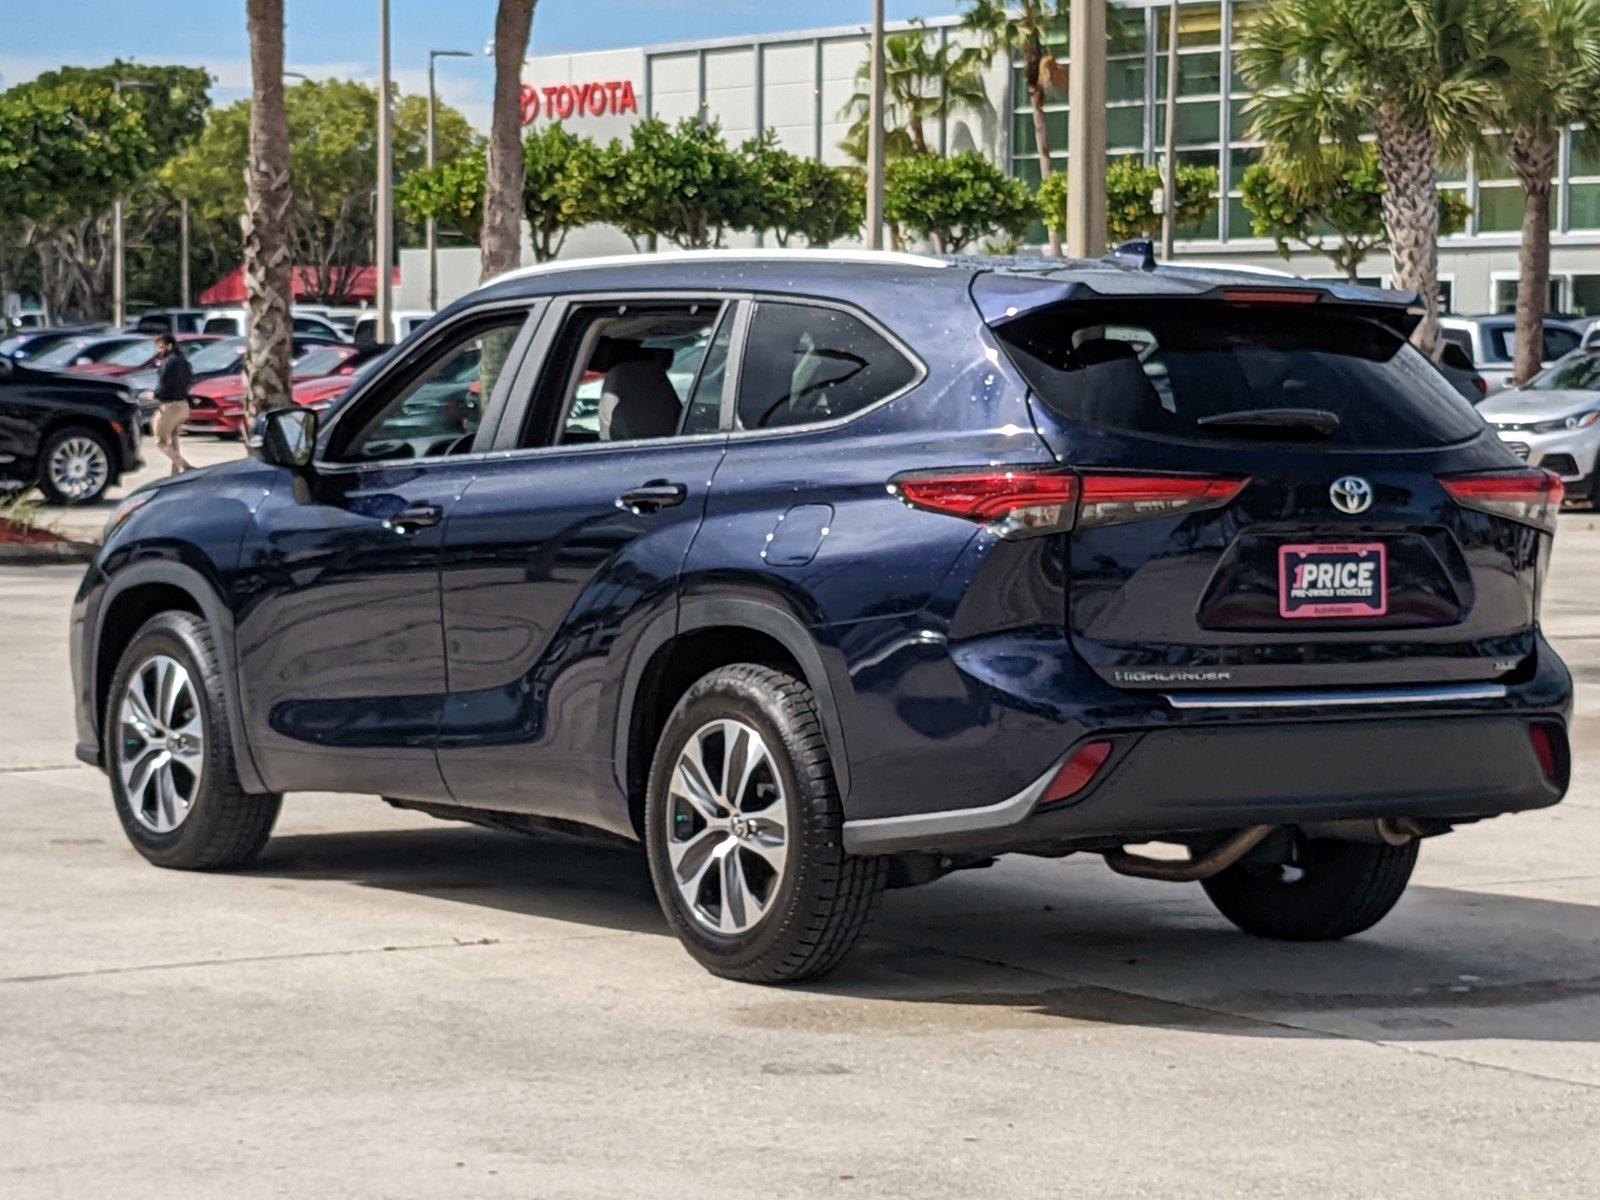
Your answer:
[199,307,351,343]
[352,309,433,345]
[1440,315,1582,394]
[1476,348,1600,505]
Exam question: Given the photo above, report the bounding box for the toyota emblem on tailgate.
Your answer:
[1329,475,1373,514]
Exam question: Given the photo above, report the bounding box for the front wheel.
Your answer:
[1201,835,1418,942]
[644,664,885,983]
[106,611,281,870]
[37,425,115,505]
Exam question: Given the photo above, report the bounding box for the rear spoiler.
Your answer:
[971,258,1425,342]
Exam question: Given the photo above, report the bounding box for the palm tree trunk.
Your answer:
[1023,42,1062,258]
[1373,100,1442,358]
[243,0,294,422]
[1511,127,1557,388]
[480,0,538,282]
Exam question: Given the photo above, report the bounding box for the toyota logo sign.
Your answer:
[1329,475,1374,515]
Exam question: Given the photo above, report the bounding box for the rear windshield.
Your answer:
[996,302,1484,448]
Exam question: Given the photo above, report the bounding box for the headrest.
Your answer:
[599,360,682,441]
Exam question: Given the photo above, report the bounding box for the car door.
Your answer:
[435,294,739,834]
[232,301,542,800]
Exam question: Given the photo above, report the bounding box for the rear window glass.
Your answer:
[996,302,1485,448]
[1488,325,1579,362]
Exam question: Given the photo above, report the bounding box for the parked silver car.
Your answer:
[1476,349,1600,505]
[1440,315,1582,394]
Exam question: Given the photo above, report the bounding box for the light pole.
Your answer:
[376,0,395,343]
[111,78,155,328]
[1159,0,1180,260]
[864,0,886,250]
[1065,0,1108,258]
[427,49,473,311]
[179,199,191,308]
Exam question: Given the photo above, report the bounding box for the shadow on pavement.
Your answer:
[248,822,1600,1042]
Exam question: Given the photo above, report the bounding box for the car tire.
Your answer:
[644,663,886,984]
[36,424,115,505]
[1201,835,1418,941]
[105,610,281,870]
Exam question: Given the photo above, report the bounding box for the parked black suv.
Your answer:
[70,252,1572,982]
[1,357,142,504]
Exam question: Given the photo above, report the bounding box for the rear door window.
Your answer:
[996,302,1485,448]
[736,302,917,429]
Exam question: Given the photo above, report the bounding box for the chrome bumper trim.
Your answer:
[1163,683,1508,710]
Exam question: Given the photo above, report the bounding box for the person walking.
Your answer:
[150,334,194,475]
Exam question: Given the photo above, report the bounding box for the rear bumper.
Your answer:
[842,651,1571,857]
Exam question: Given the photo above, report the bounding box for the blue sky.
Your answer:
[0,2,966,130]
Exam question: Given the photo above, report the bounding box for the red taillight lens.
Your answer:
[1039,740,1113,805]
[1440,469,1563,532]
[1222,288,1321,305]
[1529,722,1566,787]
[1473,377,1488,396]
[890,468,1246,538]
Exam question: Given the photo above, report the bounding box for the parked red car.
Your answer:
[185,343,378,436]
[68,333,220,379]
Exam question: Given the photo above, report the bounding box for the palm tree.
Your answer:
[964,1,1067,256]
[1240,0,1530,357]
[1496,0,1600,384]
[242,0,293,423]
[843,24,991,162]
[480,0,538,282]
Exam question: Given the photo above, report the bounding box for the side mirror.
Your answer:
[250,406,318,469]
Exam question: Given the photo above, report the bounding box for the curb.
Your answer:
[0,539,98,565]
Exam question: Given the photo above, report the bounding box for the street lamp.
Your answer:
[864,0,886,251]
[427,49,474,311]
[376,0,394,344]
[111,79,156,328]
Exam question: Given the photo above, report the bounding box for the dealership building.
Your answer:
[404,0,1600,317]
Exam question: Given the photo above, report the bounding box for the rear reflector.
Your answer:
[1529,722,1566,787]
[1439,469,1563,532]
[890,468,1246,538]
[1039,740,1114,805]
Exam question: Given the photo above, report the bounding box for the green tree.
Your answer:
[841,23,991,162]
[1492,0,1600,384]
[397,151,487,244]
[1239,0,1533,356]
[1038,156,1218,246]
[601,117,758,249]
[964,1,1067,255]
[1240,146,1471,282]
[884,150,1034,253]
[740,135,864,246]
[166,79,473,302]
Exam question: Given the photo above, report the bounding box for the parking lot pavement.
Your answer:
[2,524,1598,1197]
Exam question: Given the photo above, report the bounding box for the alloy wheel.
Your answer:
[117,654,204,833]
[47,436,109,502]
[665,718,790,935]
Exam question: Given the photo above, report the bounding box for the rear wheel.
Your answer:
[106,611,281,870]
[37,425,114,505]
[644,664,886,983]
[1201,835,1418,941]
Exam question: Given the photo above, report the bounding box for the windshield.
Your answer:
[187,338,246,373]
[103,338,159,367]
[1530,350,1600,392]
[29,338,96,367]
[293,346,350,377]
[998,301,1485,449]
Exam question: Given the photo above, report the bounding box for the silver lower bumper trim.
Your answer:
[1163,682,1508,710]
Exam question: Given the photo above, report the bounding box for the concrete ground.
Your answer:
[2,517,1598,1198]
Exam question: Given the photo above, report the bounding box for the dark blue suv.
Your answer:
[71,252,1573,982]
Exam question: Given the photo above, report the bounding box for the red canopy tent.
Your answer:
[198,265,400,306]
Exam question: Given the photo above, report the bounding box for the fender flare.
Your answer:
[612,596,852,807]
[93,559,269,795]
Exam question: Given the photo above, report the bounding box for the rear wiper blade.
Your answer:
[1196,407,1341,437]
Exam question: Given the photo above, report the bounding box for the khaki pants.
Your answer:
[153,401,191,474]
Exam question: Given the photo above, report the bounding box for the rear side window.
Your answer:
[1487,324,1580,362]
[996,302,1485,448]
[736,302,917,429]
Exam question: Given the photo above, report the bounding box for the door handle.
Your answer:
[383,501,445,534]
[617,481,688,513]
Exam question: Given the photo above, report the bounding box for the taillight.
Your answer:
[1473,377,1488,396]
[889,468,1246,538]
[1439,469,1563,533]
[1222,288,1320,305]
[1039,740,1113,805]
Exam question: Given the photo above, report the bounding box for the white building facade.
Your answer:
[403,1,1600,316]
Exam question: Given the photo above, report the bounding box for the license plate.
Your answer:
[1278,542,1387,619]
